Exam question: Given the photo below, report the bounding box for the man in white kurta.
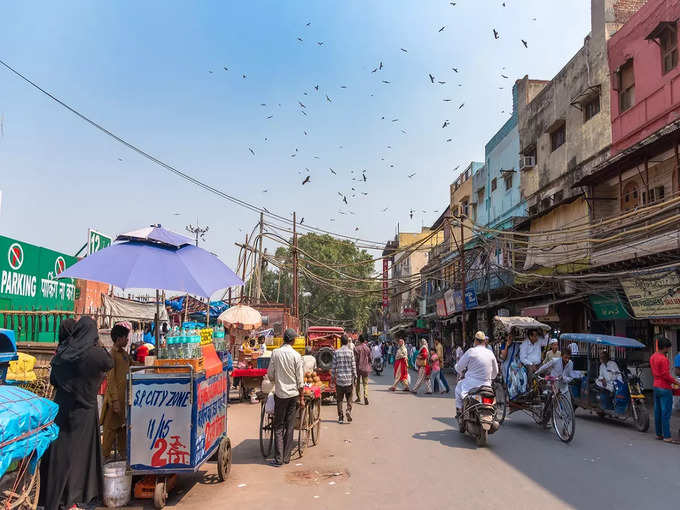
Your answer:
[596,351,622,392]
[454,331,499,413]
[519,329,549,368]
[536,351,579,395]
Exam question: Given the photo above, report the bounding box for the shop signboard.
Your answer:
[436,299,447,318]
[620,271,680,318]
[589,293,629,320]
[452,288,479,312]
[88,228,112,255]
[194,372,227,464]
[0,235,77,311]
[444,290,455,315]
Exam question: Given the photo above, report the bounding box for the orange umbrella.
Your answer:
[217,304,262,331]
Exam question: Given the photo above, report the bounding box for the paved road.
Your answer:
[155,371,679,510]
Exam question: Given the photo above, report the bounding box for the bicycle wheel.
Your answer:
[552,393,575,443]
[296,404,309,458]
[494,382,508,425]
[310,399,321,446]
[259,402,274,458]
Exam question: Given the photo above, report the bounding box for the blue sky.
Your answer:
[0,0,590,271]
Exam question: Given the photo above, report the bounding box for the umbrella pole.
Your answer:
[155,289,160,346]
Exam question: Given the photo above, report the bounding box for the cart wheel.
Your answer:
[296,404,309,458]
[259,402,274,458]
[633,401,650,432]
[153,478,167,509]
[552,393,575,443]
[217,437,232,482]
[493,381,507,426]
[310,399,321,446]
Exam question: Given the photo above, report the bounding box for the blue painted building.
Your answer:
[469,84,526,297]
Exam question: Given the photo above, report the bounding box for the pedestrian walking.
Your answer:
[101,323,131,461]
[266,328,305,466]
[333,335,357,423]
[389,338,410,391]
[411,339,432,394]
[429,350,446,394]
[649,337,680,444]
[39,317,113,510]
[354,334,372,405]
[432,338,450,393]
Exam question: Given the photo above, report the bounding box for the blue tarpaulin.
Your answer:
[0,386,59,477]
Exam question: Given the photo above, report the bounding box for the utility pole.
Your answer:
[241,234,248,303]
[459,216,467,347]
[186,220,210,324]
[292,212,299,318]
[254,212,264,304]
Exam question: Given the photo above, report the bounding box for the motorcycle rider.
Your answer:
[455,331,498,417]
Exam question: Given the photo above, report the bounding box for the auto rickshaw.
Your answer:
[559,333,649,432]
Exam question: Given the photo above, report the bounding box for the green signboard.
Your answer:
[590,293,629,321]
[0,234,78,341]
[88,228,112,255]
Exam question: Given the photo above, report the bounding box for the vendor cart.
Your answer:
[127,355,231,509]
[258,386,321,460]
[306,327,343,402]
[232,368,267,402]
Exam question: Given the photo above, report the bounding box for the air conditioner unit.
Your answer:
[520,156,536,170]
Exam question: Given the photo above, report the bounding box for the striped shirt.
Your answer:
[332,345,357,387]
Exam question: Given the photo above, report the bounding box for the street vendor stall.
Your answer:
[59,225,243,508]
[217,305,267,403]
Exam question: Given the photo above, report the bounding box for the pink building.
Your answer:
[609,0,680,155]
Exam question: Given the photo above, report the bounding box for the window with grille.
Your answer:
[503,173,513,190]
[660,23,678,74]
[550,123,566,151]
[584,95,600,122]
[618,60,635,112]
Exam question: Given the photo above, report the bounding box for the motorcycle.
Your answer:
[457,385,500,446]
[372,356,384,375]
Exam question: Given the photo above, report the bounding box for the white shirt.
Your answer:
[371,345,382,360]
[302,354,317,374]
[267,344,304,399]
[259,343,267,355]
[455,346,464,361]
[568,342,579,355]
[536,357,579,394]
[519,336,549,366]
[455,345,499,397]
[597,360,622,392]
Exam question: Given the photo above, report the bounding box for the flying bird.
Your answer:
[299,101,306,108]
[400,48,408,53]
[443,99,452,102]
[343,196,348,204]
[317,41,324,46]
[501,74,509,78]
[300,110,307,116]
[340,85,347,89]
[382,80,391,84]
[302,176,311,185]
[493,29,499,39]
[459,103,465,109]
[300,217,304,224]
[266,115,273,119]
[372,67,378,73]
[409,209,414,219]
[428,73,435,83]
[452,67,459,73]
[379,61,383,70]
[392,118,399,122]
[382,207,389,212]
[330,168,337,175]
[355,227,359,231]
[208,70,213,74]
[262,189,268,193]
[363,174,367,182]
[446,138,452,142]
[438,26,446,32]
[326,94,332,102]
[242,74,247,78]
[249,148,255,155]
[306,21,311,26]
[442,120,450,128]
[314,85,319,91]
[408,172,416,178]
[223,66,228,71]
[438,81,446,85]
[522,39,528,48]
[118,157,123,161]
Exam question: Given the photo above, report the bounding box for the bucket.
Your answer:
[102,461,131,508]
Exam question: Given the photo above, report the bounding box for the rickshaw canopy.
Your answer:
[493,316,551,331]
[559,333,645,349]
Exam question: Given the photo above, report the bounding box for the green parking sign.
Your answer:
[88,229,112,255]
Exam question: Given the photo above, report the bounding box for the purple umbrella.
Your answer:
[58,226,242,298]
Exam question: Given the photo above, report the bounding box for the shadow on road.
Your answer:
[230,439,263,465]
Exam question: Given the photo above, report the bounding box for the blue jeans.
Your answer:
[653,387,673,439]
[432,370,450,392]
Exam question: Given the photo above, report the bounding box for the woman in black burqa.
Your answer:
[39,317,113,509]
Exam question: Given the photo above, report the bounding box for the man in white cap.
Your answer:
[454,331,498,416]
[543,338,561,364]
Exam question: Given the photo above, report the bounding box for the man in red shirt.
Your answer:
[650,337,680,444]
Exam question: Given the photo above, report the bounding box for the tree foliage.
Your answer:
[252,233,380,331]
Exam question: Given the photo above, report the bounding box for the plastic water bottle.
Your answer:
[166,329,175,359]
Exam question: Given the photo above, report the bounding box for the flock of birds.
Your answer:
[163,2,535,234]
